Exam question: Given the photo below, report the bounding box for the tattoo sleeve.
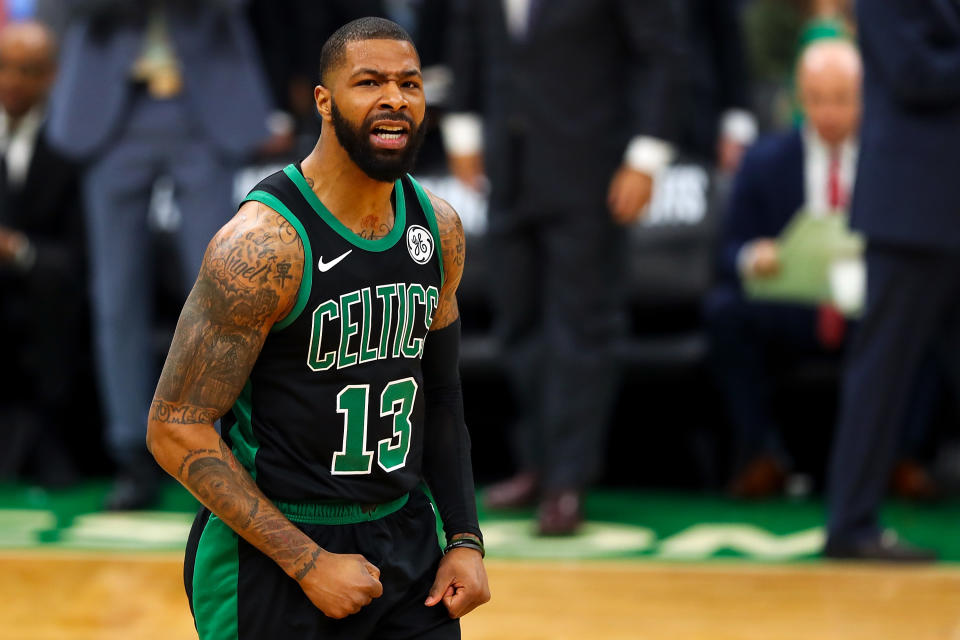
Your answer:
[146,203,323,581]
[428,194,465,331]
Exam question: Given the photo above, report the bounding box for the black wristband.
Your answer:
[444,538,485,558]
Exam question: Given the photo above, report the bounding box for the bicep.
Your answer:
[153,206,303,418]
[429,194,465,331]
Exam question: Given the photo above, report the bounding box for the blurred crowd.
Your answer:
[0,0,957,557]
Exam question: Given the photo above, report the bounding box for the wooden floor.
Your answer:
[3,551,960,639]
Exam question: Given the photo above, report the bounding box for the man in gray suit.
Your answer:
[47,0,275,509]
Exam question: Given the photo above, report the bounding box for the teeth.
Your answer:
[378,132,401,140]
[376,126,404,132]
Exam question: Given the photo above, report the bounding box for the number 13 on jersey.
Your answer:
[331,377,417,475]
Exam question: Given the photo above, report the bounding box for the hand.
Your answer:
[447,153,486,192]
[607,166,654,225]
[746,238,781,278]
[296,549,383,619]
[0,226,27,264]
[424,547,490,618]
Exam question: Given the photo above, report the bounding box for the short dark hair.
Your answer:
[319,17,417,86]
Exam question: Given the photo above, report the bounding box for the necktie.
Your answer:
[827,148,844,211]
[818,146,846,349]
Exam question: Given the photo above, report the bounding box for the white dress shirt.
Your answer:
[803,126,858,216]
[0,105,44,190]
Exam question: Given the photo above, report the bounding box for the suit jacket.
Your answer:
[0,123,89,400]
[448,0,683,214]
[851,0,960,249]
[718,129,804,284]
[675,0,752,161]
[47,0,272,159]
[0,126,85,288]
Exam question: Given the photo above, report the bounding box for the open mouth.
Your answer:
[369,122,411,149]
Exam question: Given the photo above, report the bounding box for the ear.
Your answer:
[315,85,332,123]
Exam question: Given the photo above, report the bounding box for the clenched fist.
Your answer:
[296,550,383,619]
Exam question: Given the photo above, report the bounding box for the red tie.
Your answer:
[827,148,844,210]
[818,147,846,349]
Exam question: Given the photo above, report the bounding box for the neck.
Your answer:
[300,133,398,227]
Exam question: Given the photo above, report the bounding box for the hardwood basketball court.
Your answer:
[3,551,959,639]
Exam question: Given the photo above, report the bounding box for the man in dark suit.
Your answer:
[823,0,960,562]
[47,0,276,509]
[0,21,87,485]
[705,39,862,497]
[707,39,939,500]
[444,0,683,534]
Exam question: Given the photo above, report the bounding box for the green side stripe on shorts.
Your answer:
[192,514,239,640]
[242,190,313,332]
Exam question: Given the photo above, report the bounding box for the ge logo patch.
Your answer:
[406,225,434,264]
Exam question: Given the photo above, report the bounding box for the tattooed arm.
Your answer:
[421,193,490,619]
[430,194,466,330]
[146,201,382,619]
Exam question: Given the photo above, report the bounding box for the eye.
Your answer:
[356,79,378,87]
[402,81,421,89]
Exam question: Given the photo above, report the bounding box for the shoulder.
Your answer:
[200,200,305,325]
[740,130,803,175]
[425,190,465,275]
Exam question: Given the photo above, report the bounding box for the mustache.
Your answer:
[365,113,416,130]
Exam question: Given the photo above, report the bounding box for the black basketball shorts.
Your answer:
[183,490,460,639]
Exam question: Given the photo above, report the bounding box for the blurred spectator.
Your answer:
[676,0,756,174]
[824,0,960,562]
[47,0,275,510]
[444,0,683,535]
[744,0,853,132]
[0,21,85,486]
[705,39,938,500]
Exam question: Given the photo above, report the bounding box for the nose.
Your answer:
[378,81,407,112]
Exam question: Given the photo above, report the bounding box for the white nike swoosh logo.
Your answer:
[318,250,352,272]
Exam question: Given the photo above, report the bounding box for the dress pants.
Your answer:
[83,91,235,465]
[827,243,960,545]
[487,206,627,491]
[705,281,940,479]
[703,284,823,471]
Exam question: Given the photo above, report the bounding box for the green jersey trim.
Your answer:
[228,381,259,480]
[282,164,407,253]
[192,514,239,640]
[407,175,445,290]
[274,492,409,525]
[242,190,312,332]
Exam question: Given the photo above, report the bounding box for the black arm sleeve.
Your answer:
[420,318,482,543]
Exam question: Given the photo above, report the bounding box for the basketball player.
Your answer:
[145,18,490,638]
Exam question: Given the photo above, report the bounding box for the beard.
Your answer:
[330,100,426,183]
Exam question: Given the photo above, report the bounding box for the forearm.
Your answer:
[420,320,482,542]
[147,412,323,581]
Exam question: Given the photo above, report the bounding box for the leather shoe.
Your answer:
[484,472,539,510]
[823,531,937,562]
[536,490,583,536]
[727,454,787,499]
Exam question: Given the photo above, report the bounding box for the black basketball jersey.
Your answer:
[222,164,444,504]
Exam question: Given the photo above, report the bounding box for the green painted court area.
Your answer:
[1,481,957,562]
